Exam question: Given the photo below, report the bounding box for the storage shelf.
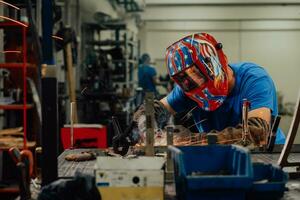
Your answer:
[0,104,34,110]
[87,40,137,47]
[0,184,19,194]
[0,140,36,151]
[83,22,126,30]
[112,59,137,64]
[127,40,137,46]
[87,40,125,46]
[0,63,35,69]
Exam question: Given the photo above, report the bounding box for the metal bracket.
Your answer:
[145,92,155,156]
[266,115,281,152]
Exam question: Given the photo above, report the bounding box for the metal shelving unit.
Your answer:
[0,20,32,149]
[82,21,138,87]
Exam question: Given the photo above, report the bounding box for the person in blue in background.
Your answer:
[138,53,159,98]
[157,33,285,145]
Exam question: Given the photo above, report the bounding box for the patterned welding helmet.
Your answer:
[165,33,229,111]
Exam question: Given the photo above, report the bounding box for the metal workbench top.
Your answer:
[58,148,300,200]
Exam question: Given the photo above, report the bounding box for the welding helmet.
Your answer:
[165,33,229,111]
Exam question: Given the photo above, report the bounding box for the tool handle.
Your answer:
[112,116,123,136]
[17,162,31,200]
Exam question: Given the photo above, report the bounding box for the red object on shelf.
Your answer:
[61,124,107,149]
[0,104,33,110]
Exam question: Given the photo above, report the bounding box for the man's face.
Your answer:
[172,64,206,92]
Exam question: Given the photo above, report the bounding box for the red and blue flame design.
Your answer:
[166,33,229,111]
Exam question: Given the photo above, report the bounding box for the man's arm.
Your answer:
[211,99,273,146]
[248,107,271,125]
[160,96,177,115]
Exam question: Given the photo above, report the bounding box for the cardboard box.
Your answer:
[61,124,107,149]
[95,156,165,200]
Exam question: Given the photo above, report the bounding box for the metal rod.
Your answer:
[166,125,174,172]
[242,99,250,145]
[70,102,75,149]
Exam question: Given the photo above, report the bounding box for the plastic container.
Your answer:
[61,124,107,149]
[169,145,253,200]
[247,162,288,200]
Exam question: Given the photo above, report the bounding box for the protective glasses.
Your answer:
[172,64,206,92]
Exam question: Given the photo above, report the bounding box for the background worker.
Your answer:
[138,53,159,98]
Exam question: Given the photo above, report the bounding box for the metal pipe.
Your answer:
[70,102,75,149]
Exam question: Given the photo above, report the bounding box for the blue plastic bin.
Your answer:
[247,162,288,200]
[169,145,253,200]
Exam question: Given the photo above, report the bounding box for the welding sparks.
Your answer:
[187,118,207,130]
[180,106,197,122]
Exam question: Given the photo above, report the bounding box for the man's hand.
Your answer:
[133,99,170,129]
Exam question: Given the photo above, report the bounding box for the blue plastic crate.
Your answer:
[247,162,288,200]
[169,145,253,200]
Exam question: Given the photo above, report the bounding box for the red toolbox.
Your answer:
[61,124,107,149]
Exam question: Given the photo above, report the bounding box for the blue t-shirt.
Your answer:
[167,62,285,144]
[138,64,157,93]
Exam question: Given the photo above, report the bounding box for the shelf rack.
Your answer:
[0,20,29,149]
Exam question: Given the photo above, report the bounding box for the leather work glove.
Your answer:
[206,117,270,148]
[133,99,170,129]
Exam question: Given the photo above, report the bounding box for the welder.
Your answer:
[134,33,285,146]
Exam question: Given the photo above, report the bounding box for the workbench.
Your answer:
[58,148,300,200]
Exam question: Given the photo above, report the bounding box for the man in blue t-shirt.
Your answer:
[145,33,285,145]
[138,53,158,96]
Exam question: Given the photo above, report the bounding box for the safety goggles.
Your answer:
[172,64,207,92]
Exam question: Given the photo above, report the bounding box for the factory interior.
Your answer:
[1,0,300,199]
